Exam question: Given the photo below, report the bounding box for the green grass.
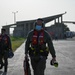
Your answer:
[10,37,25,52]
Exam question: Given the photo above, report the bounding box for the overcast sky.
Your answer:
[0,0,75,32]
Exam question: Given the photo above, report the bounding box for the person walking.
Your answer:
[25,18,58,75]
[0,28,13,74]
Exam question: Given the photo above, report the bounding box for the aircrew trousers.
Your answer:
[30,56,47,75]
[0,54,3,69]
[3,51,8,72]
[0,51,8,72]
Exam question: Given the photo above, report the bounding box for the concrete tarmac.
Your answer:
[0,40,75,75]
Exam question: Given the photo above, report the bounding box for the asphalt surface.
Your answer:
[0,39,75,75]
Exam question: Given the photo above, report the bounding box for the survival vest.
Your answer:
[0,34,9,50]
[32,29,44,45]
[29,29,49,56]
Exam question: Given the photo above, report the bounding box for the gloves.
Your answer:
[25,53,29,60]
[50,57,58,67]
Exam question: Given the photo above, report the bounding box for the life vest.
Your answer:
[0,34,9,49]
[32,29,44,45]
[29,29,49,56]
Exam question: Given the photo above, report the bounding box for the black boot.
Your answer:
[0,61,3,69]
[4,63,8,73]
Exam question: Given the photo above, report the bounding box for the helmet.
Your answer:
[34,18,45,28]
[8,50,14,58]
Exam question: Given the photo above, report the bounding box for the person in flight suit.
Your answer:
[25,18,58,75]
[0,28,13,74]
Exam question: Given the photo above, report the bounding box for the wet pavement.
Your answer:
[0,39,75,75]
